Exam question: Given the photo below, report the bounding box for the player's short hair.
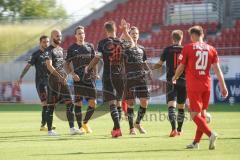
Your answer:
[104,21,116,33]
[39,35,48,42]
[74,25,84,34]
[188,25,204,36]
[171,30,183,42]
[129,26,139,34]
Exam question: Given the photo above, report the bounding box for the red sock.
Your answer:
[194,114,206,143]
[122,100,128,114]
[194,127,203,143]
[193,114,211,137]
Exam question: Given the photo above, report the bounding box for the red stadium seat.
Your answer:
[61,0,240,56]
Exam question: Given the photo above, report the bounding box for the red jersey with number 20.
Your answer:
[179,42,219,92]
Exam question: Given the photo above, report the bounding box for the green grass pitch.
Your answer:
[0,104,240,160]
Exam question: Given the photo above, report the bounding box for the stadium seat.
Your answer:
[59,0,240,56]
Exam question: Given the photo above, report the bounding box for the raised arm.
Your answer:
[120,19,135,47]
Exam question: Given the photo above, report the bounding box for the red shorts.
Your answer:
[187,90,210,113]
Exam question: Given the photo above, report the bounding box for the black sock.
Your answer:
[177,108,185,132]
[117,106,122,121]
[41,105,47,126]
[46,105,55,131]
[66,103,74,128]
[168,106,176,130]
[110,104,120,130]
[83,106,95,124]
[136,106,146,124]
[75,105,82,128]
[127,107,134,129]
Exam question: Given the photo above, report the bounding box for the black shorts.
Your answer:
[74,80,97,102]
[166,79,186,104]
[35,79,48,102]
[47,75,72,104]
[102,74,124,102]
[125,75,150,100]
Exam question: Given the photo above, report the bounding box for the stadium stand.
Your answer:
[17,0,240,61]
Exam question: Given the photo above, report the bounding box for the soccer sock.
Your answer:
[193,114,211,137]
[74,105,82,128]
[177,108,185,132]
[136,106,146,124]
[194,127,203,144]
[127,107,134,129]
[41,105,47,126]
[194,114,206,143]
[110,104,120,130]
[168,106,176,130]
[46,105,55,131]
[122,100,128,114]
[117,106,122,121]
[66,103,74,128]
[83,106,95,124]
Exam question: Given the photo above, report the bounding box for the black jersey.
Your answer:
[160,44,185,81]
[124,44,147,74]
[97,37,130,77]
[66,42,95,76]
[28,49,48,83]
[44,45,65,73]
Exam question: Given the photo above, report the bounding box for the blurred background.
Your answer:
[0,0,239,105]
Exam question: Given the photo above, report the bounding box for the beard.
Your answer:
[53,38,61,45]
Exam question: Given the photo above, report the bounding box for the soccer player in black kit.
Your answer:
[85,19,134,138]
[19,35,56,131]
[45,29,81,136]
[154,30,186,137]
[65,26,97,134]
[124,26,152,135]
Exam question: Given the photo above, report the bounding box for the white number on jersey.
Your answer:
[195,51,208,70]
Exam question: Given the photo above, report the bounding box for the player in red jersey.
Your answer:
[172,26,228,150]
